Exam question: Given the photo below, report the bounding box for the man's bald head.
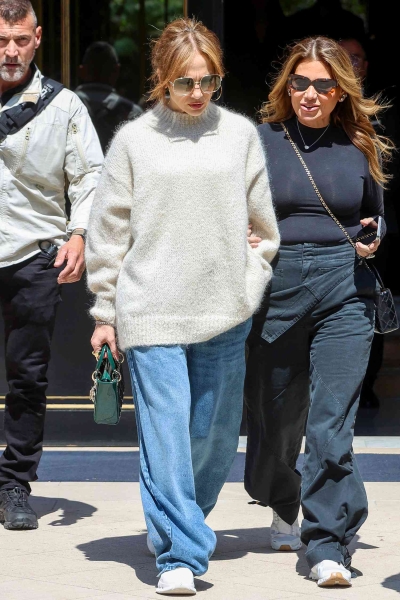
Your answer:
[79,42,120,86]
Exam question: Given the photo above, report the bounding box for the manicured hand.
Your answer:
[91,325,119,360]
[247,223,262,248]
[356,217,381,258]
[55,236,85,284]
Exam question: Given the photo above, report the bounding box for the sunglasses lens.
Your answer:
[200,75,222,93]
[173,77,194,96]
[290,75,309,91]
[314,79,337,93]
[173,75,222,95]
[289,75,337,94]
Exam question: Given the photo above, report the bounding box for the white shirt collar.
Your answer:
[0,65,43,113]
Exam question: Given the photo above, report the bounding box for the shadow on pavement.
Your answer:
[77,532,155,585]
[74,525,397,592]
[295,533,381,580]
[77,526,303,586]
[30,496,97,526]
[77,532,214,590]
[212,526,277,559]
[382,574,400,593]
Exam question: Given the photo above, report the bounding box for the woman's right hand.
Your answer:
[91,324,119,360]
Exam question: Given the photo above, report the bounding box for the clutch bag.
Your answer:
[369,263,399,334]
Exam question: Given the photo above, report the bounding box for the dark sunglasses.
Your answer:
[169,74,222,97]
[288,74,338,94]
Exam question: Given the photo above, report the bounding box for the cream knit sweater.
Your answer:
[86,102,280,349]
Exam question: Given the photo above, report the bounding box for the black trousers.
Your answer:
[0,253,62,493]
[245,243,375,568]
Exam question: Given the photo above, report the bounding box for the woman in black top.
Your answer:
[245,37,392,588]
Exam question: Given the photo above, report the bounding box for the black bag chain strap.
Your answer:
[281,122,399,334]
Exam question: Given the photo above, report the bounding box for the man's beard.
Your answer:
[0,52,35,83]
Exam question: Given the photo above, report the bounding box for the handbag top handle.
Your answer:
[95,344,117,372]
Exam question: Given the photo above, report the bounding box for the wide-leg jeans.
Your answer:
[126,318,252,576]
[244,242,376,568]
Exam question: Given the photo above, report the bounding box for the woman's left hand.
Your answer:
[356,217,381,258]
[247,223,262,248]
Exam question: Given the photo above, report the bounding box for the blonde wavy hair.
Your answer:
[261,36,393,186]
[149,18,225,105]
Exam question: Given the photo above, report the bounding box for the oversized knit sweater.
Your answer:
[85,102,280,349]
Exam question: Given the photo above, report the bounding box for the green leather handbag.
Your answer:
[90,344,124,425]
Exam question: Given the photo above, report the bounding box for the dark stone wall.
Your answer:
[186,0,224,45]
[32,0,111,87]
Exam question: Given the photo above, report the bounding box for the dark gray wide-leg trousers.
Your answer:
[245,243,376,568]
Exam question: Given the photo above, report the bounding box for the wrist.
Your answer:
[95,320,115,328]
[68,228,87,242]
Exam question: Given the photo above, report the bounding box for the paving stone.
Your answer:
[0,480,398,599]
[0,579,108,600]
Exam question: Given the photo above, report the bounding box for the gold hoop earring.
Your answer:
[213,85,223,102]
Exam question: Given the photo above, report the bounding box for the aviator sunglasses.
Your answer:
[288,74,338,94]
[169,74,222,96]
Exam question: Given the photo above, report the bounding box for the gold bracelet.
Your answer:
[95,320,115,327]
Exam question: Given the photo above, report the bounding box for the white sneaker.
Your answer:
[156,567,196,595]
[270,510,302,551]
[309,560,352,587]
[147,534,156,556]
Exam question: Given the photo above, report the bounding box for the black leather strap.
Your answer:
[0,77,64,143]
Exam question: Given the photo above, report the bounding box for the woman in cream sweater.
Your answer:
[86,18,279,596]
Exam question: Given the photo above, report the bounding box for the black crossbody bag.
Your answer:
[282,123,399,335]
[0,77,64,144]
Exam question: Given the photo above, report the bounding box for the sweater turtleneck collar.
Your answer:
[151,101,220,136]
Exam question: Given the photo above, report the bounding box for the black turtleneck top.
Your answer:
[258,117,385,244]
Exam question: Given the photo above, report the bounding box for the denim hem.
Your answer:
[159,563,204,576]
[305,544,344,568]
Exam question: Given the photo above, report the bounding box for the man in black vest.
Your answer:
[0,0,103,529]
[76,41,142,153]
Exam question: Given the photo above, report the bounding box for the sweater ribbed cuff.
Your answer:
[89,298,116,326]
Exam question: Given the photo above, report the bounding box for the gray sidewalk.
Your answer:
[1,448,400,599]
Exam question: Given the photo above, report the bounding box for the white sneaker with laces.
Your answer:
[156,567,196,595]
[270,510,302,551]
[309,560,352,587]
[147,534,156,556]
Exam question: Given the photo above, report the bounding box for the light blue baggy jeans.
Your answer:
[126,318,252,576]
